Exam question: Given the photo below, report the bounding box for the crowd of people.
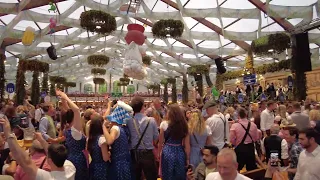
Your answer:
[0,89,319,180]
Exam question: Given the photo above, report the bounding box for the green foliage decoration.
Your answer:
[119,77,130,83]
[64,82,77,87]
[91,68,106,75]
[87,55,110,67]
[41,72,49,93]
[251,33,290,56]
[49,76,67,84]
[93,78,105,85]
[187,65,209,75]
[15,62,26,105]
[31,71,40,105]
[19,59,49,72]
[0,54,5,102]
[215,59,291,90]
[152,19,184,39]
[80,10,116,35]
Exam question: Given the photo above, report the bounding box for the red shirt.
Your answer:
[230,119,259,147]
[14,152,51,180]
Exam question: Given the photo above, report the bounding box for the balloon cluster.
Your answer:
[123,42,147,80]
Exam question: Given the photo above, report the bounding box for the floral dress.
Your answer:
[65,128,89,180]
[89,136,109,180]
[108,126,132,180]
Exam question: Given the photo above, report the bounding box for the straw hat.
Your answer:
[280,116,296,128]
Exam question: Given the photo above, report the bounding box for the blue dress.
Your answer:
[89,136,109,180]
[108,126,131,180]
[161,129,186,180]
[190,130,209,169]
[65,129,89,180]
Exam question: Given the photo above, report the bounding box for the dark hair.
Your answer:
[253,115,261,130]
[167,105,188,140]
[61,109,74,130]
[238,108,247,119]
[267,100,275,107]
[87,115,104,154]
[47,144,68,167]
[130,96,144,114]
[288,127,299,139]
[203,145,219,156]
[293,102,301,110]
[300,128,319,140]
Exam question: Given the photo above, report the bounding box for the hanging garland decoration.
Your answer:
[215,59,291,90]
[117,81,129,86]
[167,78,177,103]
[41,72,49,93]
[161,79,169,103]
[187,65,209,75]
[93,78,105,85]
[87,55,110,67]
[182,74,188,104]
[251,33,290,56]
[0,54,5,102]
[80,10,116,35]
[142,56,152,66]
[15,59,49,105]
[91,68,106,75]
[19,59,49,72]
[152,19,184,39]
[64,82,77,87]
[119,77,130,83]
[50,76,67,84]
[31,71,40,105]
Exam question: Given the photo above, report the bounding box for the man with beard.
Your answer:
[187,145,219,180]
[294,128,320,180]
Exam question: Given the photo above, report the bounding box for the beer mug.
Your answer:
[19,126,35,148]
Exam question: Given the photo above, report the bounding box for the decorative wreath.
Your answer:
[251,33,290,56]
[142,56,152,66]
[80,10,117,35]
[152,19,184,39]
[93,77,105,84]
[119,77,130,83]
[117,81,129,86]
[64,82,76,87]
[49,76,66,84]
[19,59,49,72]
[91,68,106,75]
[87,55,110,67]
[187,65,209,75]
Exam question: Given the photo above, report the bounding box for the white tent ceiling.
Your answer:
[1,0,320,87]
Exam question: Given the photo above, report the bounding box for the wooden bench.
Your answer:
[242,168,266,180]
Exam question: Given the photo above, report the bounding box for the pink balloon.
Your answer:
[49,17,57,29]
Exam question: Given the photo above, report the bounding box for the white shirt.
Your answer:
[261,136,289,160]
[206,172,252,180]
[260,109,274,131]
[36,160,76,180]
[206,113,229,150]
[294,146,320,180]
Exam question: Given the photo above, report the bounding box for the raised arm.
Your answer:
[0,118,38,180]
[103,101,112,120]
[56,89,82,132]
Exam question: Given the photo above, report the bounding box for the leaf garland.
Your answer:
[64,82,76,87]
[41,72,49,93]
[215,59,291,90]
[187,65,209,75]
[117,81,129,86]
[31,71,40,105]
[119,77,130,83]
[251,33,290,56]
[15,62,26,105]
[93,78,105,85]
[142,56,152,66]
[80,10,116,35]
[19,59,49,72]
[50,76,67,84]
[167,78,176,84]
[152,19,184,39]
[91,68,106,75]
[87,55,110,67]
[0,54,5,102]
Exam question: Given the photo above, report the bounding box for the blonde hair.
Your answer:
[151,110,162,127]
[188,110,206,135]
[224,107,235,116]
[309,109,320,121]
[16,105,27,114]
[277,105,287,119]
